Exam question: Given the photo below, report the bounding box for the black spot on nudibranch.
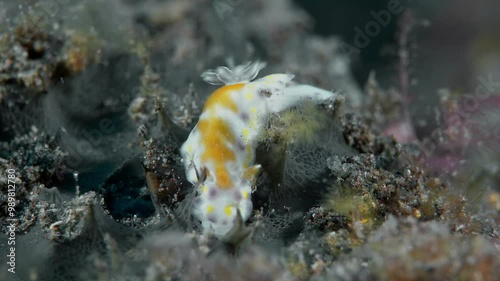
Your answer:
[259,89,272,97]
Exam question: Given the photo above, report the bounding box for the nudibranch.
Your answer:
[180,61,338,237]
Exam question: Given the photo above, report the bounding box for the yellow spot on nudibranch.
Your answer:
[245,92,254,100]
[245,145,253,165]
[224,205,233,216]
[243,191,249,199]
[207,205,214,214]
[187,145,194,153]
[249,118,256,129]
[250,107,256,113]
[242,128,249,139]
[202,185,208,193]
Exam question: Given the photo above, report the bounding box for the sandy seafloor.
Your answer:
[0,0,499,280]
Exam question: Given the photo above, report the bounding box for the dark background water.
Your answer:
[295,0,500,126]
[295,0,400,84]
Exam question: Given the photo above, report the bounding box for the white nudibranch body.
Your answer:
[181,61,338,237]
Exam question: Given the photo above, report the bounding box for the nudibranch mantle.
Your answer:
[181,61,338,237]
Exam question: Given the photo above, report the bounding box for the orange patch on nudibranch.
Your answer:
[202,83,245,113]
[196,83,252,190]
[197,117,236,190]
[215,166,232,189]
